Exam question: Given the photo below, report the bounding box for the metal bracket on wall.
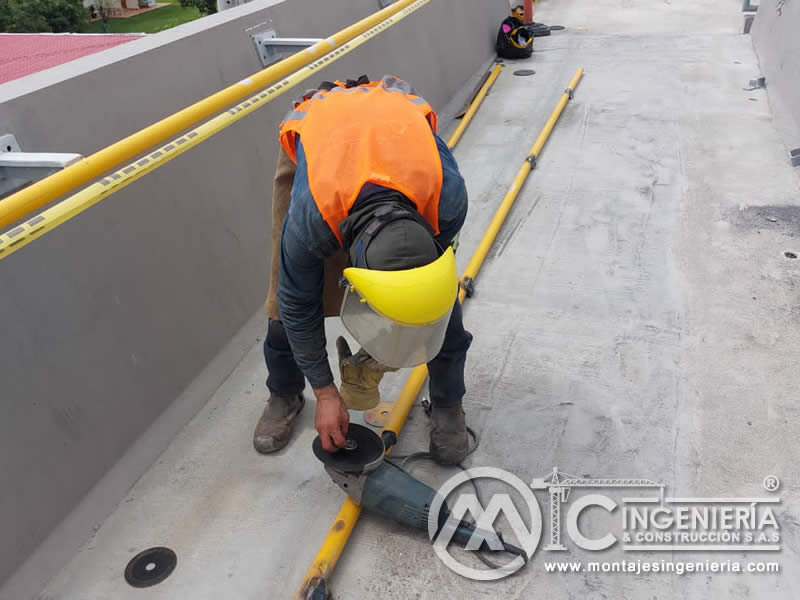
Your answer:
[0,134,82,199]
[744,76,766,91]
[743,13,755,34]
[741,0,758,32]
[251,29,322,68]
[790,148,800,168]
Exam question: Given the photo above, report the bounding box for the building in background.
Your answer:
[82,0,157,9]
[0,33,144,84]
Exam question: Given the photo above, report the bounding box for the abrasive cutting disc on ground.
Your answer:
[124,547,177,588]
[312,423,384,473]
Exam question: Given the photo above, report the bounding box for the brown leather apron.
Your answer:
[264,147,346,320]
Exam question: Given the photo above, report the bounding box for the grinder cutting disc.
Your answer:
[312,423,384,473]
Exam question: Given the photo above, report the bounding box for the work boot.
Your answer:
[429,403,469,465]
[253,394,305,454]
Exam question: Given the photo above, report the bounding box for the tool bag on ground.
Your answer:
[496,16,533,59]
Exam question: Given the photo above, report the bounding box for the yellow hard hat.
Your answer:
[340,247,458,367]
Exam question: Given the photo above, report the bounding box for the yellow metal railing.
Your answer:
[0,0,431,258]
[446,64,503,149]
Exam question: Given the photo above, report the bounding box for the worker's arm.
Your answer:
[277,141,349,451]
[277,217,331,387]
[278,220,349,451]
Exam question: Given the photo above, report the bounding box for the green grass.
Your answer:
[84,0,202,34]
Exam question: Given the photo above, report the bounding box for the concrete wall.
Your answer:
[751,1,800,151]
[0,0,507,594]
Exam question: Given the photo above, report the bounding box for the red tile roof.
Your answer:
[0,33,145,85]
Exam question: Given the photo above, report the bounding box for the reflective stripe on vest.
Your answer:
[279,76,442,245]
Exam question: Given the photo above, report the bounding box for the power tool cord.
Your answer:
[384,401,529,571]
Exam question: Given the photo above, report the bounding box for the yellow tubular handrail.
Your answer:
[0,0,432,261]
[459,67,585,302]
[446,64,503,149]
[295,67,584,600]
[0,0,424,231]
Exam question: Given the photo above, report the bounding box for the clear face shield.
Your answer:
[339,246,459,369]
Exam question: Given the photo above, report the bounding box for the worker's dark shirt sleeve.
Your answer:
[434,134,468,248]
[277,142,338,389]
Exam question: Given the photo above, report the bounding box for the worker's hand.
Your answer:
[313,385,350,452]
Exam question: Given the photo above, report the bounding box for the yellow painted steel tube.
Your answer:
[380,363,430,438]
[446,64,503,149]
[0,0,425,230]
[294,66,583,600]
[0,0,432,261]
[296,500,362,599]
[458,67,584,302]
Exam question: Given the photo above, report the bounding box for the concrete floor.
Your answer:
[38,0,800,598]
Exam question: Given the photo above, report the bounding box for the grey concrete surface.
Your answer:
[751,0,800,152]
[27,0,800,599]
[0,0,508,596]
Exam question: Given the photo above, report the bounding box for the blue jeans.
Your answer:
[426,300,473,408]
[265,319,305,397]
[265,301,472,407]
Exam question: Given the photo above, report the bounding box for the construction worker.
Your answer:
[254,75,472,464]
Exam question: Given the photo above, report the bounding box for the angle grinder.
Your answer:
[311,424,526,573]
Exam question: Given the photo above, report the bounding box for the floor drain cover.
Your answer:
[125,547,177,588]
[514,69,536,76]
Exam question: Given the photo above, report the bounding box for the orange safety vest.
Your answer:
[279,76,443,245]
